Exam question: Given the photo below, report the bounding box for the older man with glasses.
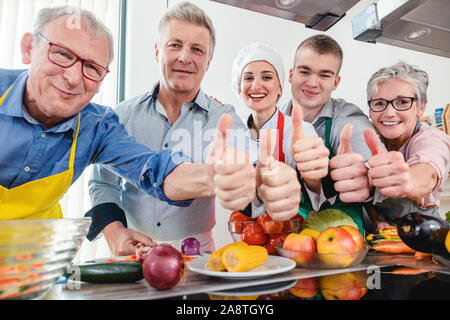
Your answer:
[0,6,256,224]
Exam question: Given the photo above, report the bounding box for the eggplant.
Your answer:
[394,212,450,257]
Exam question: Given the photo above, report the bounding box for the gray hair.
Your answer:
[158,1,216,57]
[366,61,429,109]
[33,5,114,65]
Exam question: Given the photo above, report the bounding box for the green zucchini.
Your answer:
[65,261,143,283]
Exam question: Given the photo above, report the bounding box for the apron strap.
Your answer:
[0,85,13,106]
[324,117,335,157]
[68,113,81,171]
[274,110,285,163]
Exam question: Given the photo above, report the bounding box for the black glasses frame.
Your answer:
[36,33,109,82]
[367,97,416,112]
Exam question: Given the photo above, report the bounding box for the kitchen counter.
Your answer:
[44,252,450,300]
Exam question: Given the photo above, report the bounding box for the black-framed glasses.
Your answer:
[36,33,109,82]
[368,97,416,112]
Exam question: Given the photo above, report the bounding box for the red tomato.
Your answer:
[240,224,267,245]
[264,233,288,255]
[257,212,283,234]
[229,211,254,234]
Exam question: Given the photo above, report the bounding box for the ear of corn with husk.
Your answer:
[221,245,268,272]
[207,241,247,271]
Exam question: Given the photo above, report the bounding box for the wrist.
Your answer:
[103,221,126,236]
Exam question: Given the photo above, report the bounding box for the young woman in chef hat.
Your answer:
[231,42,330,215]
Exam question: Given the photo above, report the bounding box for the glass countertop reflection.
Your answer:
[167,266,450,300]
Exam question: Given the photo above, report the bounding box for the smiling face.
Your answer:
[240,60,282,117]
[369,78,425,150]
[155,19,212,98]
[22,15,109,128]
[289,48,341,115]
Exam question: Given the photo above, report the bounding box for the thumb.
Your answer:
[259,129,275,168]
[337,123,354,155]
[291,104,304,145]
[208,113,233,162]
[364,128,385,156]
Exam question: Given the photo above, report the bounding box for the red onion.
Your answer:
[181,237,201,256]
[141,243,185,290]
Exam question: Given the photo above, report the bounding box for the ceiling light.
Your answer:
[405,28,431,41]
[276,0,302,9]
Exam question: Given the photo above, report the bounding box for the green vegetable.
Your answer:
[303,209,358,232]
[446,211,450,224]
[65,261,143,283]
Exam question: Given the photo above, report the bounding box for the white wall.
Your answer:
[125,0,450,249]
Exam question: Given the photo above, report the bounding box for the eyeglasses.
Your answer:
[36,33,109,82]
[368,97,416,112]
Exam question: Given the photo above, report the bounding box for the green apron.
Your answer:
[298,118,365,235]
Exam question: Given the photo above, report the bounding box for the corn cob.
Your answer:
[221,245,268,272]
[207,241,247,271]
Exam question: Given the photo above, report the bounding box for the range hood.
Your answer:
[208,0,361,31]
[352,0,450,58]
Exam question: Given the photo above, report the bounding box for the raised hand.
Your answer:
[256,129,300,221]
[329,124,370,202]
[291,105,329,188]
[206,114,256,211]
[364,128,412,198]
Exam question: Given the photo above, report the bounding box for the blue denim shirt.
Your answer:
[0,69,192,217]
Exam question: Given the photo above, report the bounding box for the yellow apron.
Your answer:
[0,85,81,220]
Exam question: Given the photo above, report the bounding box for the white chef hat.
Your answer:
[231,42,285,99]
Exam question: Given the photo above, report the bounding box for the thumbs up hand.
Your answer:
[206,114,256,211]
[291,105,329,192]
[364,128,412,199]
[329,124,370,202]
[256,129,301,221]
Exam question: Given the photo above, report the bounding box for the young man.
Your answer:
[87,2,301,254]
[282,34,384,233]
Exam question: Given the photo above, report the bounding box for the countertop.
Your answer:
[44,252,450,300]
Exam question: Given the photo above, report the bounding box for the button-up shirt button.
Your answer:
[157,222,161,227]
[164,143,168,148]
[24,166,30,172]
[41,132,46,138]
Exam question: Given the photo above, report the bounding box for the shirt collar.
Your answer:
[1,69,78,134]
[139,82,210,112]
[0,70,29,118]
[246,107,279,131]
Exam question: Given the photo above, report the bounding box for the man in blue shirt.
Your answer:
[0,6,257,225]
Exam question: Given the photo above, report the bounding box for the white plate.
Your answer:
[187,255,296,279]
[209,280,296,296]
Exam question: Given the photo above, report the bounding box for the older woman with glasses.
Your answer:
[363,62,450,228]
